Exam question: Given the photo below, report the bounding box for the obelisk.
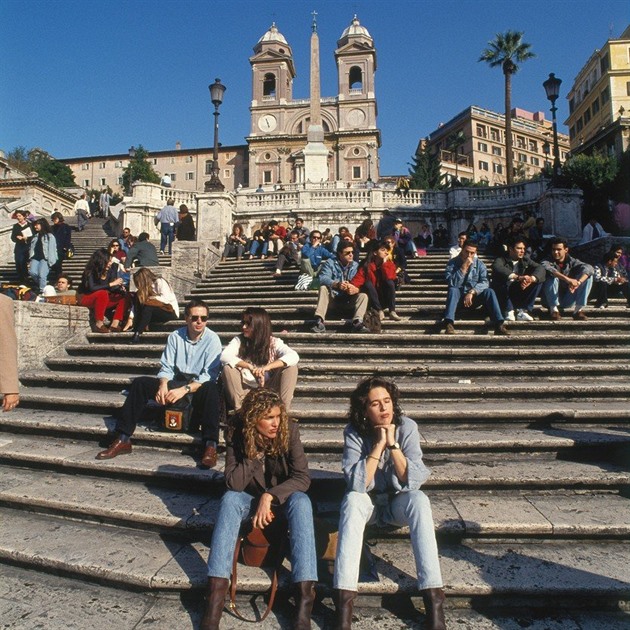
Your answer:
[303,10,329,183]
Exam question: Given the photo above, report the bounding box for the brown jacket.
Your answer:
[0,294,19,395]
[224,419,310,505]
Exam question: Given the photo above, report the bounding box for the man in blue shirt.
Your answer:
[96,299,223,467]
[155,198,179,254]
[299,229,334,277]
[442,239,508,335]
[311,241,368,333]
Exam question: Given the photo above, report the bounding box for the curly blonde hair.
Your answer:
[240,389,289,460]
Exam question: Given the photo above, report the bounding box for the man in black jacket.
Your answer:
[125,232,159,268]
[491,237,545,321]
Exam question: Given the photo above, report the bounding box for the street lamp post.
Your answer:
[543,72,562,182]
[204,78,227,192]
[127,146,136,195]
[367,153,373,187]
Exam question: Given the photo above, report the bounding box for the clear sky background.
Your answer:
[1,0,628,175]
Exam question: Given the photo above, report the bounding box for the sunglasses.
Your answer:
[311,235,321,240]
[189,315,208,322]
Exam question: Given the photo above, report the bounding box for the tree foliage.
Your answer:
[479,31,535,186]
[408,143,443,190]
[121,145,160,192]
[6,146,76,188]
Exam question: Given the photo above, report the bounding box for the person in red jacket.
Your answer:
[351,240,401,321]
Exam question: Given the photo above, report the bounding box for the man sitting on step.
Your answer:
[491,236,545,321]
[441,239,509,335]
[310,241,368,333]
[96,299,223,467]
[540,238,594,321]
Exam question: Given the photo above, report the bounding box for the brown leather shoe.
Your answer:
[201,445,218,468]
[550,309,561,321]
[573,310,588,321]
[445,322,456,335]
[96,438,132,460]
[494,323,510,336]
[109,325,122,333]
[92,324,110,333]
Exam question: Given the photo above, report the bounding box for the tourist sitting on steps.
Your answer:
[351,239,401,321]
[333,377,446,630]
[275,229,302,275]
[590,247,630,309]
[96,299,222,467]
[491,236,545,322]
[441,238,508,335]
[311,241,368,333]
[540,238,594,321]
[200,388,317,630]
[299,229,333,277]
[221,307,299,412]
[221,223,248,261]
[28,218,58,295]
[125,232,160,269]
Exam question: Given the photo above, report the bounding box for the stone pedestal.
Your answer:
[539,187,583,244]
[195,191,236,249]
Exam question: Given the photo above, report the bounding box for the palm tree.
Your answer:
[446,130,467,185]
[479,31,535,185]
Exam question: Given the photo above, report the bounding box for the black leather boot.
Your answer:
[421,587,446,630]
[334,588,357,630]
[199,577,229,630]
[293,581,315,629]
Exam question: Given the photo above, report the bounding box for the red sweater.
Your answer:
[351,259,397,290]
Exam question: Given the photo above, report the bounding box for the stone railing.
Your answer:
[0,221,14,266]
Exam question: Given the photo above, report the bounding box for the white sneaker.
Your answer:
[274,269,282,276]
[505,310,516,321]
[378,310,385,321]
[516,310,534,321]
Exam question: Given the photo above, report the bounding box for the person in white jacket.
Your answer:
[221,307,299,411]
[580,217,609,244]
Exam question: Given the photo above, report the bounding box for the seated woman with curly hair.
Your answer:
[125,268,179,343]
[221,307,299,412]
[78,248,130,333]
[333,376,446,630]
[200,388,317,630]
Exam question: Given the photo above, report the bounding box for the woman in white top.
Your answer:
[221,307,299,411]
[125,268,179,344]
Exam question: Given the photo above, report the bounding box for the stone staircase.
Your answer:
[1,221,629,628]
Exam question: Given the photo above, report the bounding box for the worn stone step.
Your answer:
[1,507,628,600]
[1,465,628,539]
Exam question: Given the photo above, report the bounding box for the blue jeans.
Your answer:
[543,276,593,311]
[160,223,175,254]
[334,490,443,591]
[29,259,50,293]
[444,286,503,324]
[207,490,318,583]
[494,281,542,314]
[249,240,268,258]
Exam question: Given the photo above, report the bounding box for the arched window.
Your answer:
[349,66,363,91]
[263,73,276,98]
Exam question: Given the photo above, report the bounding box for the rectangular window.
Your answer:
[477,142,488,152]
[592,97,600,114]
[576,118,583,132]
[185,156,193,163]
[224,169,231,178]
[530,156,540,166]
[600,53,609,73]
[83,179,90,187]
[476,124,487,138]
[569,97,575,114]
[492,146,502,156]
[153,158,158,165]
[627,81,630,97]
[81,163,89,170]
[169,173,176,182]
[263,170,272,184]
[117,176,123,185]
[100,178,106,186]
[493,163,503,174]
[490,128,500,142]
[114,160,122,168]
[352,165,362,179]
[584,108,591,124]
[518,153,527,163]
[185,172,194,180]
[478,160,489,171]
[516,136,526,149]
[601,87,610,104]
[205,160,213,175]
[528,140,538,152]
[99,162,106,169]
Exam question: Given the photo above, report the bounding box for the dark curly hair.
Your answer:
[348,376,403,437]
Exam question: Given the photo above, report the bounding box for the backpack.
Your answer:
[363,307,382,334]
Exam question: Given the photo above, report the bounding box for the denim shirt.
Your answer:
[157,326,222,384]
[342,416,431,495]
[445,256,489,294]
[301,243,333,268]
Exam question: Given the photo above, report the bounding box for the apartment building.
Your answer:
[422,106,570,186]
[565,24,630,158]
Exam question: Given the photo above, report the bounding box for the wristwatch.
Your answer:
[184,384,192,393]
[387,442,400,450]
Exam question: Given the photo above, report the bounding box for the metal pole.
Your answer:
[551,102,560,181]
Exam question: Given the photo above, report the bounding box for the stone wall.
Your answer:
[13,302,90,373]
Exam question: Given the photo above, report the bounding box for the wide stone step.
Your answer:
[20,370,630,402]
[0,431,628,492]
[1,507,628,600]
[1,465,628,539]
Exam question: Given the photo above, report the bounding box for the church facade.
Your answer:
[247,17,381,188]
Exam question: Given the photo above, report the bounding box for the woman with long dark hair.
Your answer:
[351,240,401,321]
[221,307,299,411]
[200,388,317,630]
[221,223,248,261]
[11,210,32,283]
[333,377,446,630]
[124,268,179,343]
[28,218,58,294]
[78,248,130,333]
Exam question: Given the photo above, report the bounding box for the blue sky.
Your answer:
[1,0,628,175]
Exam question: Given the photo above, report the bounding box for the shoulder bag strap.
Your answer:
[228,536,279,623]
